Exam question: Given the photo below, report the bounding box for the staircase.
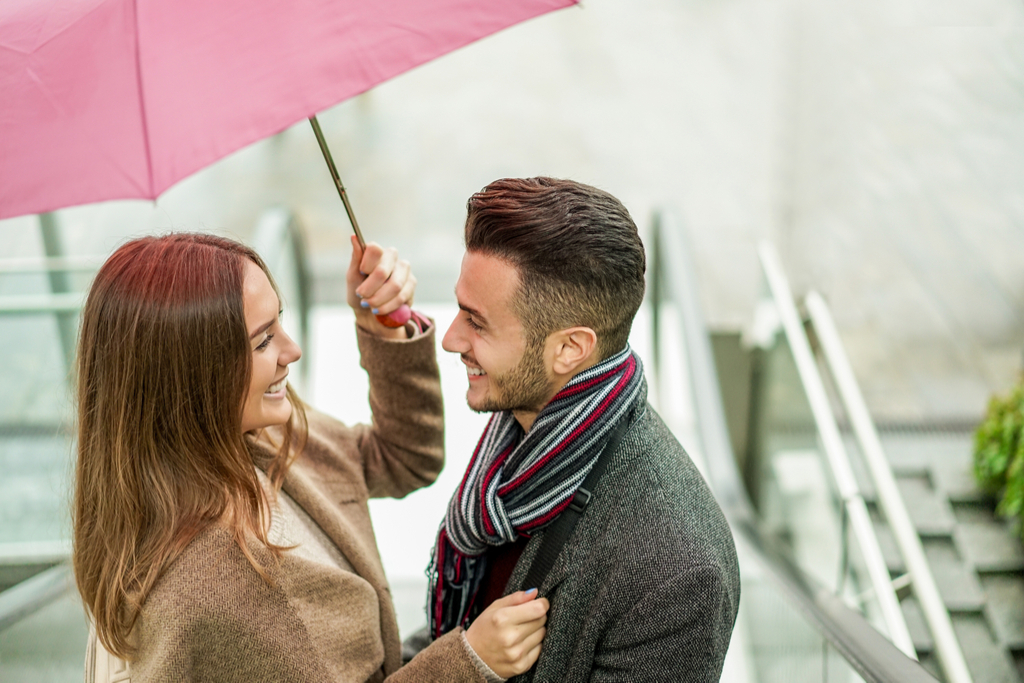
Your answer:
[856,428,1024,683]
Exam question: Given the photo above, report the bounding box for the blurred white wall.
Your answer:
[4,0,1024,418]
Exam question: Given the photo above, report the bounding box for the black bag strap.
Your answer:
[521,413,632,592]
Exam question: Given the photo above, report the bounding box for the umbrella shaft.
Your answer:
[309,116,365,249]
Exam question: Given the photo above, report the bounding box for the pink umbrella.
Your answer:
[0,0,576,221]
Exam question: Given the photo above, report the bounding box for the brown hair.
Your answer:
[464,177,646,358]
[72,233,306,658]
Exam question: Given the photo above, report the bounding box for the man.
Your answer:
[427,177,739,682]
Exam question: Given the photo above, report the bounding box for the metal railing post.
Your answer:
[805,291,972,683]
[38,212,77,373]
[757,241,917,659]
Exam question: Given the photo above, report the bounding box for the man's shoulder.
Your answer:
[597,403,737,569]
[613,403,712,504]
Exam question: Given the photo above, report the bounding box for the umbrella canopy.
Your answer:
[0,0,575,221]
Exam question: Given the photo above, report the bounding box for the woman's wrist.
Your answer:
[460,630,507,683]
[353,309,410,339]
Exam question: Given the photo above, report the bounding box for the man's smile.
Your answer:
[462,357,487,378]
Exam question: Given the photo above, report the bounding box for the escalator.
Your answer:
[651,208,1024,683]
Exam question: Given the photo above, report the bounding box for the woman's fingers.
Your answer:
[518,619,546,652]
[346,238,417,321]
[464,591,550,678]
[520,640,543,673]
[355,243,397,298]
[513,627,545,673]
[363,258,412,314]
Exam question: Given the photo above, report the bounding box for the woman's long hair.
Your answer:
[73,233,307,658]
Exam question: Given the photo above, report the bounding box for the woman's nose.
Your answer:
[281,331,302,365]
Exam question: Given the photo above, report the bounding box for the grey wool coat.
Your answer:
[505,391,740,683]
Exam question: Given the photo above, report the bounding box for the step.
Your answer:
[897,474,957,537]
[981,574,1024,650]
[951,612,1019,683]
[955,523,1024,573]
[922,537,985,611]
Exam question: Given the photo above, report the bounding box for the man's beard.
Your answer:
[470,338,552,414]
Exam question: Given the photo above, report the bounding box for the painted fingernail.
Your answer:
[360,300,369,308]
[525,588,538,596]
[372,308,380,315]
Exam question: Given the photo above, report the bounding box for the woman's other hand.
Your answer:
[465,589,549,679]
[347,236,416,337]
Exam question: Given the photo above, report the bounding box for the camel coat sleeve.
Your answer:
[352,323,446,498]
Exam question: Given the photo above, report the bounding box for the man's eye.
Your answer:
[466,316,482,331]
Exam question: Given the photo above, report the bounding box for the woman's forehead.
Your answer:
[242,261,280,334]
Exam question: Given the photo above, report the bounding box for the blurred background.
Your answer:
[3,0,1024,680]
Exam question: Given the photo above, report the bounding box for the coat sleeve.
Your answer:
[385,629,488,683]
[353,322,446,498]
[590,565,735,683]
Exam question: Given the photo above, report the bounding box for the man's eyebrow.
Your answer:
[457,299,488,326]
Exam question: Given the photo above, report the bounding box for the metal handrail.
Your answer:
[0,256,101,273]
[757,241,916,658]
[0,564,74,632]
[650,208,937,682]
[805,291,972,683]
[0,292,86,314]
[0,209,312,353]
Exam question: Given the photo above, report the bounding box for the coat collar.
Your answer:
[248,437,401,674]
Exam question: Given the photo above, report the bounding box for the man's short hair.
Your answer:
[464,177,646,359]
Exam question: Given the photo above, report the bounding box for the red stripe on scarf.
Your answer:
[552,363,623,400]
[456,413,497,503]
[519,495,575,531]
[433,529,448,638]
[481,442,516,536]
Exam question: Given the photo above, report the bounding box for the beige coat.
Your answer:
[86,326,484,683]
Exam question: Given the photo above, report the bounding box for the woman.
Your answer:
[74,232,547,682]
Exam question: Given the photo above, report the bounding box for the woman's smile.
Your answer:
[265,375,288,397]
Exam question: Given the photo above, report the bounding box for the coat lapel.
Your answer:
[505,402,644,599]
[251,447,403,674]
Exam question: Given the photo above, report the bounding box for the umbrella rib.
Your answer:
[132,0,155,197]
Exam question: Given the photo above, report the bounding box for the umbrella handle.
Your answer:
[309,115,410,328]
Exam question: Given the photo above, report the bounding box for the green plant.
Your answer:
[974,377,1024,534]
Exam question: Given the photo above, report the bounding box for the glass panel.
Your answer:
[0,268,77,557]
[0,247,82,680]
[740,545,866,683]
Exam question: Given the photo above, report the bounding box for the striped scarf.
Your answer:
[427,346,644,637]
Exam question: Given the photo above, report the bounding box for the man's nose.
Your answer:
[441,317,464,354]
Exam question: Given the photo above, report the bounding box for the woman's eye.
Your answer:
[255,333,275,351]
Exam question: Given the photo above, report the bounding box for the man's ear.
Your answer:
[550,327,599,376]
